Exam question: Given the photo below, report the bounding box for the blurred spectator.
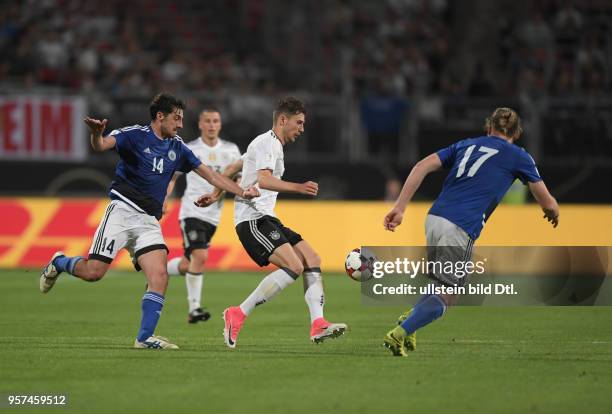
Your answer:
[384,177,402,202]
[551,61,576,96]
[0,0,610,100]
[515,10,555,50]
[554,0,583,52]
[37,30,69,69]
[576,30,609,90]
[468,62,495,97]
[76,40,99,74]
[361,94,408,156]
[161,52,188,83]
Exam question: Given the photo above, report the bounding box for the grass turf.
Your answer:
[1,269,611,414]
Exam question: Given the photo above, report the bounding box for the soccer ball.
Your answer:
[345,248,375,282]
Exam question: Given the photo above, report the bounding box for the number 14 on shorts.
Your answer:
[101,237,115,254]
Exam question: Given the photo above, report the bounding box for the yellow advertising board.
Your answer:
[0,198,610,271]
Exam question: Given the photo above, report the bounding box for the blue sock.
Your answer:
[53,255,83,275]
[137,292,165,342]
[401,294,446,335]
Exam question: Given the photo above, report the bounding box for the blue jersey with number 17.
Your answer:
[428,135,542,240]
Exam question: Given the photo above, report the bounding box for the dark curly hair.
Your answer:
[149,93,185,120]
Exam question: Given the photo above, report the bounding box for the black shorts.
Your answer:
[236,215,303,267]
[180,218,217,258]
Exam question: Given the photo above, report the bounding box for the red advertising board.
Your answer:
[0,96,87,161]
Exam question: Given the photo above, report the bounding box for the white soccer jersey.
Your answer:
[179,138,241,225]
[234,130,285,225]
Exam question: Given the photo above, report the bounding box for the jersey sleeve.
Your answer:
[436,142,458,169]
[110,128,134,153]
[254,139,276,171]
[178,143,202,173]
[514,149,542,184]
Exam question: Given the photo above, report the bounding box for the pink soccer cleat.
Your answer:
[222,306,246,349]
[310,317,347,343]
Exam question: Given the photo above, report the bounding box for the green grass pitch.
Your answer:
[1,269,611,414]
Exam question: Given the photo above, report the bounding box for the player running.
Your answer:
[197,97,347,348]
[382,107,559,356]
[39,93,259,350]
[165,107,241,324]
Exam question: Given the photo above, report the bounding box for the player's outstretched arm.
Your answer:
[200,159,245,204]
[257,170,318,196]
[528,180,559,228]
[384,153,442,231]
[212,158,244,198]
[84,117,116,152]
[193,164,259,200]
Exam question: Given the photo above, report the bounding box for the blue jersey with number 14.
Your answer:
[108,124,202,219]
[429,135,542,240]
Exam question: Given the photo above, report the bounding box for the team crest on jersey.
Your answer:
[208,153,217,162]
[188,230,198,241]
[168,150,176,161]
[269,230,281,241]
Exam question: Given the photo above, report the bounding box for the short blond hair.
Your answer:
[484,107,523,138]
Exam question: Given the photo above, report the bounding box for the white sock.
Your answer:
[167,257,182,276]
[185,272,203,312]
[303,267,325,323]
[239,268,298,316]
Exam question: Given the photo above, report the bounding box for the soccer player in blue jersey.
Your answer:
[382,107,559,356]
[39,93,259,350]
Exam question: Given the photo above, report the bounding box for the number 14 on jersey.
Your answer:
[152,157,164,173]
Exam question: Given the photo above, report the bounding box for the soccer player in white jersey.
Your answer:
[39,93,259,350]
[197,97,347,348]
[166,107,241,323]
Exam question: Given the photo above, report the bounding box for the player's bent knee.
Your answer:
[89,268,107,281]
[287,262,304,276]
[294,241,321,268]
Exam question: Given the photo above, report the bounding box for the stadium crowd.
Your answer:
[1,0,610,98]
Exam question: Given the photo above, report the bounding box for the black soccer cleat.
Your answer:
[188,307,211,324]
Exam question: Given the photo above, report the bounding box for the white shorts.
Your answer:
[88,200,167,266]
